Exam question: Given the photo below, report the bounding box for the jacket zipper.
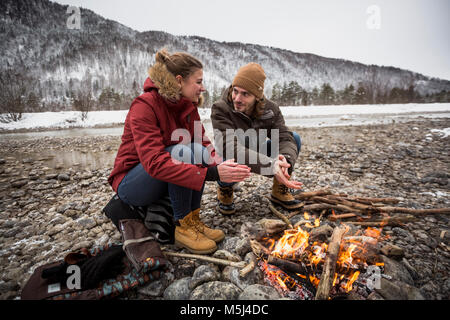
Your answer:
[231,109,253,126]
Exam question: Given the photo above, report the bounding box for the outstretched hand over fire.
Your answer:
[273,155,303,189]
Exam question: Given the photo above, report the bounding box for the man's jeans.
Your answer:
[218,131,301,188]
[118,143,208,220]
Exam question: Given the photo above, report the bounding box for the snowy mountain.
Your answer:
[1,0,449,110]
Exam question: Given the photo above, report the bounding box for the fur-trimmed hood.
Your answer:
[146,61,203,107]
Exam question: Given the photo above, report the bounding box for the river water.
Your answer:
[1,111,449,140]
[1,111,449,171]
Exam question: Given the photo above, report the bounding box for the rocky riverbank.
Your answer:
[0,118,449,300]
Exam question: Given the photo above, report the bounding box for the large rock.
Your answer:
[238,284,282,300]
[375,278,425,300]
[220,236,239,252]
[240,222,266,241]
[57,173,70,181]
[138,271,174,298]
[382,255,414,286]
[163,277,191,300]
[189,281,242,300]
[235,238,252,257]
[188,265,221,290]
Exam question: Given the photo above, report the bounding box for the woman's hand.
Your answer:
[217,159,251,183]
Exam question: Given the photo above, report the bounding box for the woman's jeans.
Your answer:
[118,143,208,220]
[218,131,302,188]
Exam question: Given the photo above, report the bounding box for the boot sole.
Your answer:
[208,233,225,243]
[218,206,236,215]
[174,240,217,255]
[269,195,304,210]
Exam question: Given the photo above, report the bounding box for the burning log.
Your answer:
[293,220,313,228]
[267,255,310,275]
[315,225,348,300]
[343,236,378,245]
[259,261,315,299]
[250,239,272,257]
[254,187,404,300]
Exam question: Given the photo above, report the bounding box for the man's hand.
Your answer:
[273,155,303,189]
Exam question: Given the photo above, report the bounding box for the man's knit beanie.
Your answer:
[232,63,266,100]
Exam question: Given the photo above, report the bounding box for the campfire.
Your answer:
[252,213,386,300]
[251,188,450,300]
[160,188,449,300]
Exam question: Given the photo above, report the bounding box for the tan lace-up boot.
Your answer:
[190,208,225,243]
[175,212,217,254]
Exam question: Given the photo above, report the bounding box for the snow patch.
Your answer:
[421,191,449,198]
[430,128,450,138]
[1,103,449,132]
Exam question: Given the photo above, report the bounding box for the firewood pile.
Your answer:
[267,187,450,228]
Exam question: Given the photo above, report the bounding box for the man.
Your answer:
[211,62,303,215]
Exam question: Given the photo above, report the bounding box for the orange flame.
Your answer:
[314,218,320,227]
[338,243,358,269]
[344,271,360,292]
[271,226,309,260]
[309,242,328,266]
[364,227,382,239]
[309,275,320,287]
[261,222,385,298]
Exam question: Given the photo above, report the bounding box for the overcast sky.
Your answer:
[54,0,450,80]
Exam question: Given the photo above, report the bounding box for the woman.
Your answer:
[108,49,251,254]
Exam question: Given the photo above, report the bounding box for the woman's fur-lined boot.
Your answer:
[217,186,236,215]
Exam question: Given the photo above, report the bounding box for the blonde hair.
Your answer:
[155,49,203,78]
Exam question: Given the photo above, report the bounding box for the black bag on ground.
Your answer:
[103,194,175,244]
[21,243,166,300]
[41,244,125,290]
